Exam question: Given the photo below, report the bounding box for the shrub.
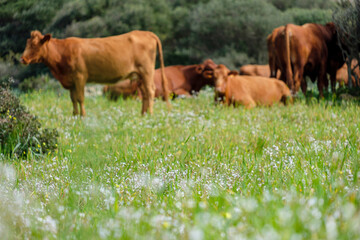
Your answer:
[18,74,63,93]
[188,0,292,63]
[0,81,58,158]
[285,7,333,25]
[212,48,256,70]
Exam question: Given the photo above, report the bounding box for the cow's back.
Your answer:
[74,31,158,84]
[240,64,276,78]
[229,76,288,106]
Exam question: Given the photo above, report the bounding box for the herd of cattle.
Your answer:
[20,22,359,116]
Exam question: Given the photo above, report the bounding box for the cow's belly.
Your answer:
[82,44,136,84]
[248,83,282,105]
[86,60,135,84]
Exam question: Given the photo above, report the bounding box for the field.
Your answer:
[1,88,360,239]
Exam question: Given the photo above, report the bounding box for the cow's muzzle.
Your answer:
[203,70,213,79]
[215,87,224,93]
[20,56,28,64]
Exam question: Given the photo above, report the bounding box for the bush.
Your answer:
[285,7,332,25]
[188,0,292,63]
[333,1,360,88]
[18,74,63,93]
[212,48,256,70]
[267,0,335,11]
[0,52,24,85]
[0,81,58,158]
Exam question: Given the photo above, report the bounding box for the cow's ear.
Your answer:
[41,34,51,44]
[196,65,204,74]
[228,70,239,76]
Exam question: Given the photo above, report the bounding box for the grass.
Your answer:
[1,87,360,239]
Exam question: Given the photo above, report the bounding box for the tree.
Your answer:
[0,0,65,57]
[333,0,360,88]
[187,0,292,66]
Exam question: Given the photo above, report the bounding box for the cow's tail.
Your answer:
[267,33,275,78]
[285,24,294,94]
[154,34,171,110]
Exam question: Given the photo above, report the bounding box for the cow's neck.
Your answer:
[42,39,73,88]
[43,39,64,72]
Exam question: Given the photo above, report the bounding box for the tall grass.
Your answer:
[0,88,359,239]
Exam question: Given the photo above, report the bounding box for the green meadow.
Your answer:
[1,88,359,239]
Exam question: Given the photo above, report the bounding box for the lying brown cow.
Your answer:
[239,64,280,78]
[214,64,291,108]
[155,59,217,97]
[336,59,360,87]
[103,59,218,100]
[103,79,140,101]
[21,30,170,116]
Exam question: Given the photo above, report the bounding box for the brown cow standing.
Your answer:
[267,26,285,79]
[21,30,170,116]
[275,22,344,96]
[103,59,218,100]
[214,64,291,108]
[239,64,280,79]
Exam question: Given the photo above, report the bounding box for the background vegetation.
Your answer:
[0,0,336,85]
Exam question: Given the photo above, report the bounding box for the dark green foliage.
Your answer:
[285,8,333,26]
[0,0,336,88]
[0,0,66,57]
[267,0,336,11]
[0,82,58,158]
[333,0,360,89]
[187,0,292,64]
[18,74,63,93]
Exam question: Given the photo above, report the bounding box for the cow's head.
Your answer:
[196,59,218,80]
[213,64,235,94]
[21,31,51,65]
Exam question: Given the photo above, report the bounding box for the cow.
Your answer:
[239,64,280,78]
[336,59,360,87]
[21,30,170,116]
[267,26,285,79]
[275,22,344,96]
[213,64,292,108]
[103,59,218,100]
[103,79,140,101]
[154,59,217,97]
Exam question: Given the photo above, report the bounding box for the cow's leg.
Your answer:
[317,65,327,98]
[293,65,304,95]
[317,80,324,98]
[330,73,336,94]
[225,93,234,106]
[139,69,155,115]
[77,83,86,117]
[70,89,79,116]
[139,78,155,115]
[138,83,148,114]
[78,91,86,117]
[301,79,307,96]
[241,97,256,109]
[72,75,86,117]
[173,89,191,97]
